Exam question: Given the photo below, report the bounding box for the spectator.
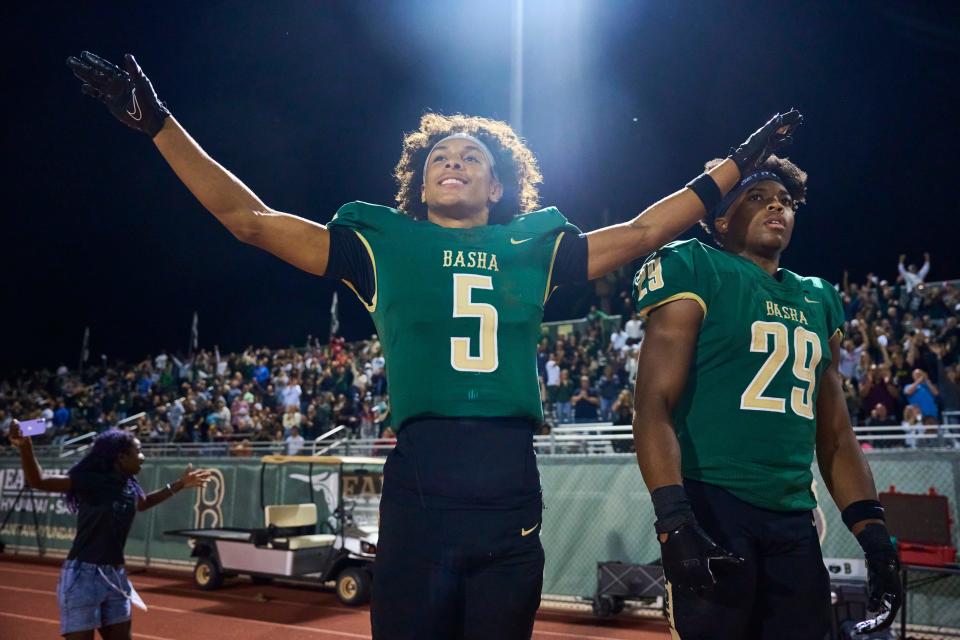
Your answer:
[373,426,396,457]
[571,375,600,423]
[596,366,620,421]
[282,404,302,435]
[902,405,924,448]
[624,312,644,345]
[863,403,899,448]
[554,369,574,424]
[906,331,938,381]
[898,252,930,294]
[858,365,899,422]
[905,368,939,426]
[933,346,960,422]
[285,426,305,455]
[281,376,302,409]
[610,389,635,453]
[53,401,71,430]
[838,333,865,380]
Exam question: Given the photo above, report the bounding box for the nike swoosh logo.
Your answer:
[521,523,540,536]
[127,88,143,121]
[510,237,533,245]
[804,296,820,304]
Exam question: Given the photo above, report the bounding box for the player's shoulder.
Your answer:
[328,201,412,231]
[786,271,841,303]
[504,206,582,236]
[650,238,720,267]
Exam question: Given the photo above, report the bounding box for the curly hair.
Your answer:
[700,154,808,245]
[394,113,542,224]
[65,429,144,513]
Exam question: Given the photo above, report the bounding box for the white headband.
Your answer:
[422,133,498,184]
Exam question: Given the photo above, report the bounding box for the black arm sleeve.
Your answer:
[325,226,375,304]
[550,232,589,287]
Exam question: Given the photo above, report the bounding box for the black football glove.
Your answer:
[854,524,902,634]
[730,109,803,175]
[66,51,170,137]
[660,521,745,592]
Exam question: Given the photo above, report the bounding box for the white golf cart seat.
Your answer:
[264,504,335,550]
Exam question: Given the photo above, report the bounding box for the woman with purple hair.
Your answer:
[8,421,211,640]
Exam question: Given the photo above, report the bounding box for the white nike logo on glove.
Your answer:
[127,88,143,121]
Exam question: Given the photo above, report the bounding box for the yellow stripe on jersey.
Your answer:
[638,292,707,320]
[340,229,378,313]
[543,232,565,304]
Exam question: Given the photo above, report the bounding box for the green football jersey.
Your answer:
[327,201,580,429]
[633,239,845,511]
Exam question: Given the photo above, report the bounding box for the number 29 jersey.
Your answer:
[633,239,845,511]
[327,201,581,430]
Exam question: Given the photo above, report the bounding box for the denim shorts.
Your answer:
[57,559,132,635]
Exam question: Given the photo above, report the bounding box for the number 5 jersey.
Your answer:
[327,201,582,430]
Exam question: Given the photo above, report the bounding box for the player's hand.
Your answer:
[854,523,902,634]
[179,463,213,489]
[659,522,744,592]
[854,556,902,634]
[7,420,30,451]
[66,52,170,137]
[729,109,803,175]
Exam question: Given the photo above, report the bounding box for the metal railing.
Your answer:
[9,421,960,460]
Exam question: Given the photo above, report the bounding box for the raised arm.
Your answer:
[67,52,331,277]
[918,252,930,280]
[8,422,72,493]
[138,463,211,511]
[153,119,331,275]
[585,110,802,279]
[815,336,901,633]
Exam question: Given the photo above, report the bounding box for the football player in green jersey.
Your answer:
[632,155,902,638]
[67,50,800,640]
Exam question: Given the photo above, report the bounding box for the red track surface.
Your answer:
[0,556,670,639]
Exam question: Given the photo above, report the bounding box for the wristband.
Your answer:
[165,482,176,497]
[685,173,723,214]
[841,499,885,530]
[651,484,695,534]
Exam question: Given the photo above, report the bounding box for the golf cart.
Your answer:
[166,454,383,606]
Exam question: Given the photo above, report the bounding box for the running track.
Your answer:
[0,557,670,639]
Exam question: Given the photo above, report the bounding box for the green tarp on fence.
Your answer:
[2,452,958,628]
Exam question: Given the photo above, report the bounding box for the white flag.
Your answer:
[190,312,199,353]
[330,292,340,338]
[80,326,90,364]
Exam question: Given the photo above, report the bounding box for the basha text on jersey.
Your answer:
[765,300,809,325]
[442,250,500,272]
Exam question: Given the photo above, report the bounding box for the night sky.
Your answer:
[3,1,958,378]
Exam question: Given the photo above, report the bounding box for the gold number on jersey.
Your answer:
[451,273,499,373]
[635,257,664,302]
[740,321,823,417]
[791,327,822,419]
[740,321,789,413]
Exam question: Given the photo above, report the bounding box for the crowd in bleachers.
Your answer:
[1,253,957,454]
[836,255,960,447]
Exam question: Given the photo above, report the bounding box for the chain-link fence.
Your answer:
[2,430,959,637]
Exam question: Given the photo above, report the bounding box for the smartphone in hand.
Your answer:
[18,419,48,437]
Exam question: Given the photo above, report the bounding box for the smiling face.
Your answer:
[715,180,796,258]
[420,137,503,223]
